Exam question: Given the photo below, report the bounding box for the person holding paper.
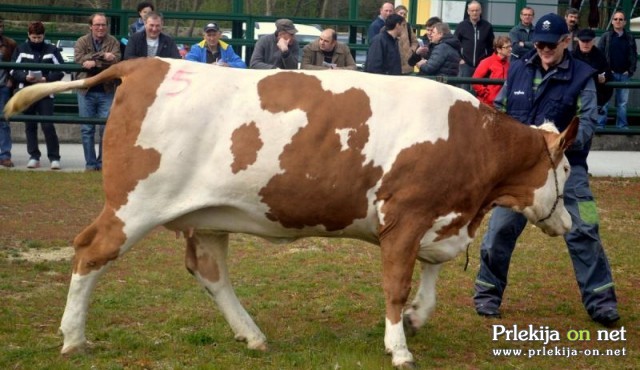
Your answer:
[10,21,65,170]
[301,28,357,70]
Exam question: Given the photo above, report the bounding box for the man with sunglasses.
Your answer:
[597,11,637,129]
[474,13,619,327]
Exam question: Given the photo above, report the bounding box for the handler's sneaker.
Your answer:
[27,159,40,169]
[51,160,61,170]
[476,304,501,318]
[592,308,620,327]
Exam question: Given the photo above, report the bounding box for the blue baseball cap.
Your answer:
[532,13,570,44]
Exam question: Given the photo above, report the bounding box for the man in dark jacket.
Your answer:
[364,14,403,75]
[415,22,460,77]
[571,28,613,128]
[508,6,535,60]
[597,11,637,129]
[474,13,619,327]
[367,2,394,44]
[124,11,180,59]
[454,1,494,91]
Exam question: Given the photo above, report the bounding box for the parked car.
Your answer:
[56,39,75,63]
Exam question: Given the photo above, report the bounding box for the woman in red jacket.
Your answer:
[472,36,511,106]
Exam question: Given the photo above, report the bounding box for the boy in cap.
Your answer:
[474,13,620,327]
[249,18,299,69]
[186,22,246,68]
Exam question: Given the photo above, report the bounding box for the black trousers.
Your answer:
[24,97,60,161]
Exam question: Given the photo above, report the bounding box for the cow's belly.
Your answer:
[163,205,380,244]
[417,212,472,264]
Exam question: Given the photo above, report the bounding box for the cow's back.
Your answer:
[105,58,479,241]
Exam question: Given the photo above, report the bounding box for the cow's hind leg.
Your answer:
[185,232,267,350]
[403,262,442,336]
[60,207,149,354]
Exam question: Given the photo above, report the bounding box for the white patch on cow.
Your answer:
[375,200,387,226]
[384,317,414,366]
[335,128,355,151]
[535,120,560,133]
[418,212,472,264]
[522,164,571,236]
[117,60,312,238]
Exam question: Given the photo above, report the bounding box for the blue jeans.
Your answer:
[77,90,113,169]
[600,72,630,128]
[0,86,11,160]
[458,62,476,93]
[474,165,617,318]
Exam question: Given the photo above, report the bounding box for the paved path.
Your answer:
[3,143,640,177]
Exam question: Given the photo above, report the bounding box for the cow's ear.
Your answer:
[555,116,579,151]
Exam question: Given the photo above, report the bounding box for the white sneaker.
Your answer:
[51,160,61,170]
[27,159,40,169]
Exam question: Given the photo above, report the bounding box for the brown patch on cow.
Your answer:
[377,101,548,242]
[101,58,166,210]
[256,72,383,231]
[184,236,220,283]
[72,206,127,275]
[230,121,263,174]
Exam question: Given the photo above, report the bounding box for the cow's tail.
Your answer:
[3,59,143,119]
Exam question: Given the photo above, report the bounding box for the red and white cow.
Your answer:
[5,58,576,368]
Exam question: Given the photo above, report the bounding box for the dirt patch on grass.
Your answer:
[9,247,75,262]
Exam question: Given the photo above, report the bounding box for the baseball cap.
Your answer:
[204,22,219,32]
[275,18,298,34]
[531,13,570,44]
[576,28,596,42]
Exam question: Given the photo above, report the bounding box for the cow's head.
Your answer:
[520,118,579,236]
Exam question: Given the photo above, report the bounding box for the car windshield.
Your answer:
[57,40,75,48]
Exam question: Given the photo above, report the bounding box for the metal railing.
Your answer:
[3,62,639,135]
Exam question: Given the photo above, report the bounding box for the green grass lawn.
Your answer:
[0,172,638,369]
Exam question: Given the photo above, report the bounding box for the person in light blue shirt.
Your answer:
[185,22,245,68]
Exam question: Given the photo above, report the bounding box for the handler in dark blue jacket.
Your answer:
[364,14,403,75]
[474,13,619,327]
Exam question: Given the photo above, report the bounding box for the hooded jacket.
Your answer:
[418,34,461,77]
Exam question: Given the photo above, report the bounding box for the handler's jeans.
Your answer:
[474,165,617,318]
[78,90,113,170]
[0,86,11,160]
[24,97,60,161]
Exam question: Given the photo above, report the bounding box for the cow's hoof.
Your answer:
[396,361,417,369]
[61,341,87,356]
[248,341,268,352]
[402,314,418,337]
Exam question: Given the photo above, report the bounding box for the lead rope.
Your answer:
[537,135,562,223]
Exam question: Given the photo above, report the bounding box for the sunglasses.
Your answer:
[613,18,625,21]
[535,41,559,50]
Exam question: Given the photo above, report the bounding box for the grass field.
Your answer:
[0,172,638,369]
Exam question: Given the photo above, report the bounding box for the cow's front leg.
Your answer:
[185,232,267,351]
[380,233,420,368]
[403,262,442,336]
[60,207,146,354]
